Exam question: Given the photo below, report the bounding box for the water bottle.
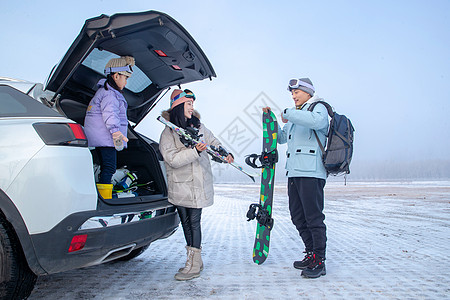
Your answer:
[114,138,124,151]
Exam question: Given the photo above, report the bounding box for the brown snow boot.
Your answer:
[178,246,192,273]
[178,246,203,273]
[174,247,202,281]
[195,247,203,272]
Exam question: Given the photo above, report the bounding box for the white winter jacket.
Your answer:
[159,111,222,208]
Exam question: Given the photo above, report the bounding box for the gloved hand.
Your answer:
[112,131,129,151]
[112,131,129,143]
[281,108,289,123]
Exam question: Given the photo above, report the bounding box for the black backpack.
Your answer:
[308,101,354,177]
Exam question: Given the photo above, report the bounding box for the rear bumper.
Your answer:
[29,201,179,275]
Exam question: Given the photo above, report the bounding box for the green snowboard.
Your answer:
[246,110,278,264]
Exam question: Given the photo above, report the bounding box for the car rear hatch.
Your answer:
[45,10,216,124]
[43,11,216,206]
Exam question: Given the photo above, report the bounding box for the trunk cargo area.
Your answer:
[57,97,167,205]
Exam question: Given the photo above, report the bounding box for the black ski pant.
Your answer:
[288,177,327,258]
[176,206,202,249]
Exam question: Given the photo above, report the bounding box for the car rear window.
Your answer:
[0,85,62,118]
[82,49,152,93]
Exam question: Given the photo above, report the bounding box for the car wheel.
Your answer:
[0,219,37,299]
[116,244,151,261]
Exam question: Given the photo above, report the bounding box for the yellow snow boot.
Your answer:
[96,183,113,199]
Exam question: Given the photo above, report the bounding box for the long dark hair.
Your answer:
[169,103,200,129]
[104,74,122,92]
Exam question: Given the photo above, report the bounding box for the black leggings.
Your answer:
[176,206,202,249]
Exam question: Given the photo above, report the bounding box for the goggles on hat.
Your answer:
[172,90,196,102]
[287,78,315,92]
[104,65,134,76]
[183,89,196,100]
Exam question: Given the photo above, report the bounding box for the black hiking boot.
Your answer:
[301,254,326,278]
[293,251,313,270]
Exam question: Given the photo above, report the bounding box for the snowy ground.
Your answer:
[29,181,450,299]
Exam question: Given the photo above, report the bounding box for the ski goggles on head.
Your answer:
[287,78,315,92]
[172,91,196,103]
[183,89,196,101]
[104,65,134,76]
[170,90,196,109]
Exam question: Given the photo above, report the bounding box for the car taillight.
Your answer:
[68,234,87,253]
[33,122,88,147]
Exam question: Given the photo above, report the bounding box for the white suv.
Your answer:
[0,10,215,299]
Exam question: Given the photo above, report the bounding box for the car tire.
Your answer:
[116,244,151,261]
[0,219,37,300]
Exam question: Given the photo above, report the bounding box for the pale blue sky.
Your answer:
[1,0,449,167]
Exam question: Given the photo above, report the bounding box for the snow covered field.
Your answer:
[29,181,449,299]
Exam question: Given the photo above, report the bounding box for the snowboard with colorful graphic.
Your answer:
[245,110,278,264]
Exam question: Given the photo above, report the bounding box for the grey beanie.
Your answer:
[288,78,315,96]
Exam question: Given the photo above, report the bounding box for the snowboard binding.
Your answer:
[209,145,231,163]
[246,203,274,230]
[245,150,278,169]
[180,126,203,148]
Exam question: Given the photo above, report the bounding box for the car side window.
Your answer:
[0,92,26,114]
[0,86,61,117]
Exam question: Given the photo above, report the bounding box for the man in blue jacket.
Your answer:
[264,77,328,278]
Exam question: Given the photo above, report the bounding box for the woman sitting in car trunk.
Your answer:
[84,56,134,199]
[159,89,233,281]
